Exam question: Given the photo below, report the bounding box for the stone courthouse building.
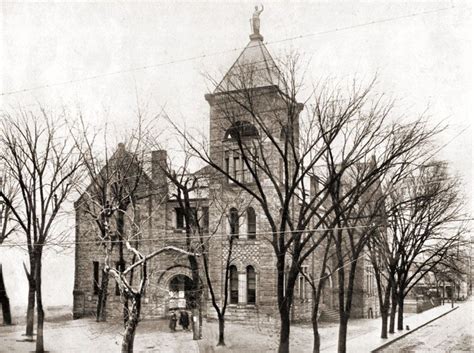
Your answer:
[73,15,378,324]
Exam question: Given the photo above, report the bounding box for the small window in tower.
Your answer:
[224,151,230,180]
[233,155,240,182]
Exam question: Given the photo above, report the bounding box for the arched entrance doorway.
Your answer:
[168,274,194,310]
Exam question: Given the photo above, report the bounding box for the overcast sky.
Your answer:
[0,1,472,309]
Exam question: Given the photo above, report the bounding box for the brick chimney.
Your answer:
[151,150,168,194]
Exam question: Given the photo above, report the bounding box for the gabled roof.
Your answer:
[215,36,282,93]
[75,144,153,207]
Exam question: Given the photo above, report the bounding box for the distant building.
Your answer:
[73,17,379,324]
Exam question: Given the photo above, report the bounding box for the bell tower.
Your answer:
[203,10,303,322]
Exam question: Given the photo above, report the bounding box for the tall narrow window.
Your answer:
[230,265,238,304]
[115,261,125,296]
[247,207,256,239]
[93,261,100,295]
[224,151,230,181]
[299,266,307,299]
[229,208,239,238]
[233,155,240,182]
[202,206,209,231]
[247,266,256,304]
[175,207,196,229]
[176,208,185,229]
[298,276,304,299]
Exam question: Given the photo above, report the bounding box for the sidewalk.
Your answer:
[0,303,459,352]
[320,303,459,352]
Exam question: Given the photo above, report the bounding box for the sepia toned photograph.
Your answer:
[0,1,472,352]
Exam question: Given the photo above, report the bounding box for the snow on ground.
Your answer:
[198,318,380,352]
[0,315,198,353]
[379,299,473,352]
[0,306,382,353]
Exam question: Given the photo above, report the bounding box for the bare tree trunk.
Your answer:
[278,305,291,353]
[380,309,389,339]
[24,262,36,337]
[116,212,129,327]
[198,302,203,339]
[188,254,201,340]
[337,315,348,353]
[35,253,45,353]
[397,295,404,331]
[389,288,397,334]
[312,306,320,353]
[337,258,358,353]
[0,264,12,325]
[217,313,225,346]
[123,299,129,327]
[96,269,109,322]
[121,296,140,353]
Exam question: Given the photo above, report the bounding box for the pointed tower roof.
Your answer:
[214,32,281,94]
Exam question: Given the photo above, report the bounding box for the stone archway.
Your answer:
[168,274,194,310]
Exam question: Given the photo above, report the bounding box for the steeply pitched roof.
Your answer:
[215,36,281,93]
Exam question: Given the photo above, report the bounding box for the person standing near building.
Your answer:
[169,311,177,332]
[179,310,190,331]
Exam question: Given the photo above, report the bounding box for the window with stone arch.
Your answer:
[223,121,259,184]
[247,207,256,239]
[229,265,239,304]
[246,265,256,304]
[229,207,239,238]
[224,121,259,141]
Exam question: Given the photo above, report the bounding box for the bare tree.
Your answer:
[160,150,248,346]
[160,154,206,341]
[170,51,439,352]
[298,235,334,353]
[367,218,397,338]
[75,114,160,323]
[430,244,469,305]
[101,199,195,353]
[0,174,18,325]
[0,107,84,352]
[386,161,466,331]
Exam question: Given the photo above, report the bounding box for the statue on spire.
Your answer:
[251,4,264,36]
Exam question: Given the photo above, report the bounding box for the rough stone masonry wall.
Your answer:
[73,172,170,320]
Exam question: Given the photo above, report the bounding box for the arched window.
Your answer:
[247,207,256,239]
[247,266,256,304]
[223,121,259,184]
[229,265,238,304]
[229,208,239,238]
[224,121,259,140]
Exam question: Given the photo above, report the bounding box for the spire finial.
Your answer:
[250,4,264,41]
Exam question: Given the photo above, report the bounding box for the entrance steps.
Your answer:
[320,307,339,322]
